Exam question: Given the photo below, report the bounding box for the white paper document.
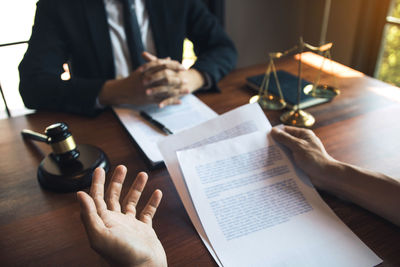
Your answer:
[113,94,217,165]
[139,95,216,133]
[158,104,272,264]
[176,131,382,267]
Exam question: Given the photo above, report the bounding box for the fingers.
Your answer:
[105,165,127,212]
[270,127,302,152]
[282,126,314,139]
[144,69,184,88]
[159,96,182,108]
[77,191,106,236]
[90,167,108,214]
[148,86,189,99]
[87,166,162,225]
[143,67,189,107]
[122,172,149,216]
[142,51,158,62]
[142,51,173,63]
[141,59,185,74]
[142,64,170,78]
[139,189,163,226]
[138,55,188,107]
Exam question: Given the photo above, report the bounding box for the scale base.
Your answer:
[250,94,286,110]
[280,109,315,128]
[37,144,110,193]
[304,84,340,99]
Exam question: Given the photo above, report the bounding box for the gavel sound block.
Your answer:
[22,122,110,192]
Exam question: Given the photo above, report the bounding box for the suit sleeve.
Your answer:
[18,0,106,116]
[186,0,237,91]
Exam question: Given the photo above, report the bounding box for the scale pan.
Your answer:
[303,84,340,99]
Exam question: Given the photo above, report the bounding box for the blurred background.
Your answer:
[1,0,399,118]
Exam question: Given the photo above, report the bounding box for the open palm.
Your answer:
[77,166,167,267]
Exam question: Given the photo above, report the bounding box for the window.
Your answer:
[182,39,197,69]
[375,0,400,86]
[0,0,38,118]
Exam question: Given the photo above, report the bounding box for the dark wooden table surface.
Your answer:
[1,53,399,266]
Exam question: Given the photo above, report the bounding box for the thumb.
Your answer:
[76,191,105,236]
[270,127,302,152]
[142,51,158,62]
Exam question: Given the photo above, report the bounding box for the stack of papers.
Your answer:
[158,104,382,267]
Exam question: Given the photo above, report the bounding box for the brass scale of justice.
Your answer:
[250,37,340,127]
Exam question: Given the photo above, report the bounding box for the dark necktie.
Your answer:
[119,0,146,69]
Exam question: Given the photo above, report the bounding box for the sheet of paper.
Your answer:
[176,131,382,267]
[158,103,272,265]
[113,94,217,165]
[140,94,217,133]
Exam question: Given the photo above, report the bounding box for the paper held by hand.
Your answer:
[159,102,381,267]
[176,131,381,267]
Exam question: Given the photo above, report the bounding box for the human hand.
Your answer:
[271,126,339,188]
[141,52,205,108]
[99,52,205,107]
[77,166,167,267]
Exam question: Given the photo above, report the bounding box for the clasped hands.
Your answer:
[140,52,190,107]
[100,52,204,108]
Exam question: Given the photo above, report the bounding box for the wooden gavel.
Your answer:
[22,122,110,192]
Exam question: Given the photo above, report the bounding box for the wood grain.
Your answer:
[0,53,399,266]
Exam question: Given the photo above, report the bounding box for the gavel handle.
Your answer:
[21,129,49,143]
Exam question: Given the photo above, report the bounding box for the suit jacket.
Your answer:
[19,0,237,115]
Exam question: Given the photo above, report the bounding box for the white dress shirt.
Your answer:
[103,0,156,79]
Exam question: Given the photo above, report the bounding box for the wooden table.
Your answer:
[1,53,400,266]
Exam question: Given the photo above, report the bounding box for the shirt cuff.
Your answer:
[198,71,212,91]
[95,97,105,109]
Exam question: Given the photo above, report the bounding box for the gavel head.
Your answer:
[45,122,80,163]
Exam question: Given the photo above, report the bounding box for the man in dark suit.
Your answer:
[19,0,237,115]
